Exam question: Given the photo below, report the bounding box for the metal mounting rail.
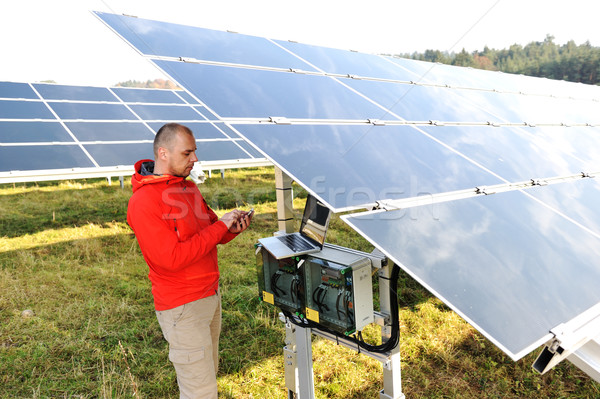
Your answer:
[218,117,600,128]
[147,52,600,102]
[373,171,599,212]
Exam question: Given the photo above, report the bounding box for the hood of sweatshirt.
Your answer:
[131,159,185,193]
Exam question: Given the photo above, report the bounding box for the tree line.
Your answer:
[115,78,180,89]
[400,35,600,85]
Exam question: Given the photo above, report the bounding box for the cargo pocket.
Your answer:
[169,347,209,380]
[169,347,205,365]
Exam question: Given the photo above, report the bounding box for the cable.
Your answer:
[290,276,298,303]
[283,264,401,354]
[271,271,286,298]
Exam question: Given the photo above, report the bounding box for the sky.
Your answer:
[1,0,600,87]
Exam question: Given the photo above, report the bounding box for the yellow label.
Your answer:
[306,307,320,323]
[263,291,274,305]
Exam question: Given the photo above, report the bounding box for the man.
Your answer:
[127,123,251,398]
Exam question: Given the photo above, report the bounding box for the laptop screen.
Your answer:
[300,195,332,247]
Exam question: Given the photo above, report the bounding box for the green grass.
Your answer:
[0,167,598,398]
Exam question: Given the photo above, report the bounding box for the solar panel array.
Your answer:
[96,12,600,361]
[0,81,268,183]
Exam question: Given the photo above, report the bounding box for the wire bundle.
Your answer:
[284,264,401,354]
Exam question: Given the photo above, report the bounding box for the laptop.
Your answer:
[259,195,332,259]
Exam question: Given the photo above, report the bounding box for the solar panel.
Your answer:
[95,11,600,366]
[153,60,386,120]
[0,81,270,182]
[0,81,38,99]
[343,183,600,359]
[233,123,502,210]
[94,12,316,70]
[33,83,116,102]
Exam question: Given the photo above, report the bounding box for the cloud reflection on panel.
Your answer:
[234,124,503,210]
[526,178,600,237]
[344,190,600,359]
[421,125,589,182]
[153,61,384,120]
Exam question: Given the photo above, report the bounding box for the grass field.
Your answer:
[1,167,598,398]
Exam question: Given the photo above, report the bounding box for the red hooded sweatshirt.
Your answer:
[127,159,238,311]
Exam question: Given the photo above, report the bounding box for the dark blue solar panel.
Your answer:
[84,140,251,167]
[66,122,155,141]
[195,140,252,161]
[146,122,228,139]
[0,121,73,143]
[235,139,263,158]
[345,79,501,123]
[193,106,219,120]
[527,178,600,236]
[235,124,502,210]
[128,104,204,120]
[84,143,154,167]
[154,60,385,119]
[94,11,314,71]
[420,125,589,181]
[176,90,200,104]
[525,126,600,168]
[0,100,55,119]
[394,58,499,88]
[0,82,38,99]
[48,102,137,120]
[453,90,600,125]
[275,40,415,80]
[217,124,242,138]
[344,187,600,359]
[0,145,95,171]
[33,83,116,102]
[111,87,184,104]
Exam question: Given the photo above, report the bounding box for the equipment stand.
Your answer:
[274,167,404,399]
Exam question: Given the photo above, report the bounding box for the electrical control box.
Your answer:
[257,243,374,335]
[256,245,305,316]
[303,246,374,335]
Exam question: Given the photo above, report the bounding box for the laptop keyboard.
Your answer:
[277,234,315,252]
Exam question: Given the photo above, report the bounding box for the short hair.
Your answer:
[154,123,194,157]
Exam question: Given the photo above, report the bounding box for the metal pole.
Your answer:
[274,167,295,234]
[379,262,405,399]
[275,167,315,398]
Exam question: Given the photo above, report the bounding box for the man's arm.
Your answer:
[128,197,234,273]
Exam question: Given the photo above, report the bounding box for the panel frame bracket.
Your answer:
[270,116,292,125]
[368,119,386,126]
[533,302,600,375]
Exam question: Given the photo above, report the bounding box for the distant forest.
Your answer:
[115,78,180,89]
[400,35,600,85]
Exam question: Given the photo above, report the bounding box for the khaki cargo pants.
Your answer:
[156,292,221,399]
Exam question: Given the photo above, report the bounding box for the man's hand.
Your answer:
[219,209,252,233]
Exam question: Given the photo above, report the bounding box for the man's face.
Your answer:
[164,131,198,177]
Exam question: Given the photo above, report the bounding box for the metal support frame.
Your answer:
[274,167,404,398]
[0,159,271,185]
[378,262,405,399]
[567,336,600,383]
[533,302,600,375]
[275,166,315,398]
[275,167,295,234]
